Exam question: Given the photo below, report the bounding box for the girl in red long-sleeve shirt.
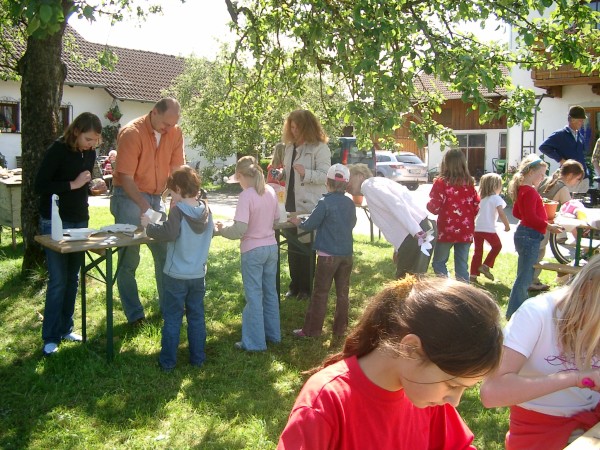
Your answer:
[505,154,563,319]
[427,149,479,283]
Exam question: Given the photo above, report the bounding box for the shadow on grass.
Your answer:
[1,235,520,448]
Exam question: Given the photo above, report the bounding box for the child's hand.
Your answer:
[577,371,600,392]
[140,215,150,228]
[288,216,301,226]
[547,223,564,234]
[215,221,223,232]
[504,225,511,232]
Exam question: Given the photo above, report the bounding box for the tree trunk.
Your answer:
[18,21,68,275]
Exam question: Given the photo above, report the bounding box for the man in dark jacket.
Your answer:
[539,105,589,193]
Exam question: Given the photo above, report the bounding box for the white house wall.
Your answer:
[0,82,230,170]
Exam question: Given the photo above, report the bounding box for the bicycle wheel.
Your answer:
[549,231,575,264]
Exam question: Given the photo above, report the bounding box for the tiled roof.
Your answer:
[415,66,510,100]
[63,26,185,102]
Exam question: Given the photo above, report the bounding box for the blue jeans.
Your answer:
[507,225,543,319]
[110,187,167,323]
[431,241,471,282]
[40,218,87,345]
[159,275,206,369]
[240,245,280,351]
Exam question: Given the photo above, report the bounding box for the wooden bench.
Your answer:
[533,261,582,275]
[565,421,600,449]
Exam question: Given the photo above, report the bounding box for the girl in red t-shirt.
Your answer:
[505,154,563,319]
[278,276,503,450]
[427,149,479,282]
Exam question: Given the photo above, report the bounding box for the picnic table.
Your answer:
[35,231,152,362]
[564,422,600,449]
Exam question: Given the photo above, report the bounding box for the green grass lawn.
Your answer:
[0,205,560,449]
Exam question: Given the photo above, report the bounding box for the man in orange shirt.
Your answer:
[111,98,185,325]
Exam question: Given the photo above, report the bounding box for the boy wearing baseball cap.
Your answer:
[288,164,357,338]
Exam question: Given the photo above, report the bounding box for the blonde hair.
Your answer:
[439,149,474,186]
[555,255,600,370]
[271,143,285,167]
[236,156,266,195]
[478,173,503,199]
[282,110,328,145]
[347,163,373,180]
[508,154,548,201]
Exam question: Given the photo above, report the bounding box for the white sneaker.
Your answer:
[62,332,82,342]
[43,342,58,355]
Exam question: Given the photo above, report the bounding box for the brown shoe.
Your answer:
[130,317,147,328]
[478,265,495,281]
[528,282,550,292]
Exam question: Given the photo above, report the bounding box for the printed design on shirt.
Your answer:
[434,180,479,242]
[545,354,600,372]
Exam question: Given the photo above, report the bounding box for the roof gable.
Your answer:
[416,68,509,100]
[63,25,185,102]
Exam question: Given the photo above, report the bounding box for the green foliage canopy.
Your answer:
[170,51,349,161]
[221,0,600,148]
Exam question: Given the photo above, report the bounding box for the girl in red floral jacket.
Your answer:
[427,149,479,283]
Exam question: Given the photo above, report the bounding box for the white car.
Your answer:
[375,151,428,190]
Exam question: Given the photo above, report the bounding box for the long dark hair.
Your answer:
[62,112,102,150]
[320,276,503,378]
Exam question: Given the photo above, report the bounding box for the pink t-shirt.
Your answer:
[234,185,279,253]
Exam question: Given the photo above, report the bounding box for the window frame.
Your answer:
[0,101,20,133]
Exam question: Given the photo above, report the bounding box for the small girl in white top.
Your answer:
[470,173,510,283]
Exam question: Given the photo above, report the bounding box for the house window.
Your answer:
[59,105,71,133]
[0,101,19,133]
[499,133,507,159]
[455,133,486,179]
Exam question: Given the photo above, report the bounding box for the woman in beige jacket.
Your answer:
[281,110,331,299]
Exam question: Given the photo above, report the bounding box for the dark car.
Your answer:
[331,137,376,172]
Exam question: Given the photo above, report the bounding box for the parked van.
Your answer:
[331,137,376,172]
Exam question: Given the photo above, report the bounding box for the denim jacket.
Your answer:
[299,192,356,256]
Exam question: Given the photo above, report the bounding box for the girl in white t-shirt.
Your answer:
[481,255,600,450]
[469,173,510,283]
[215,156,280,351]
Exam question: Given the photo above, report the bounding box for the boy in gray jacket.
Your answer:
[141,166,213,371]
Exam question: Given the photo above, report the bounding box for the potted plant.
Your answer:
[105,104,122,123]
[542,198,559,221]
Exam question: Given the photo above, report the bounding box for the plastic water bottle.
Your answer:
[51,194,63,241]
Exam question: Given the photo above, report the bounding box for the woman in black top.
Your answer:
[35,112,102,356]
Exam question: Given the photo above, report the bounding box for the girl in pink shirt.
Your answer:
[215,156,280,351]
[427,149,479,282]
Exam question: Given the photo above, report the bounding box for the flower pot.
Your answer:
[352,194,364,206]
[543,201,559,221]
